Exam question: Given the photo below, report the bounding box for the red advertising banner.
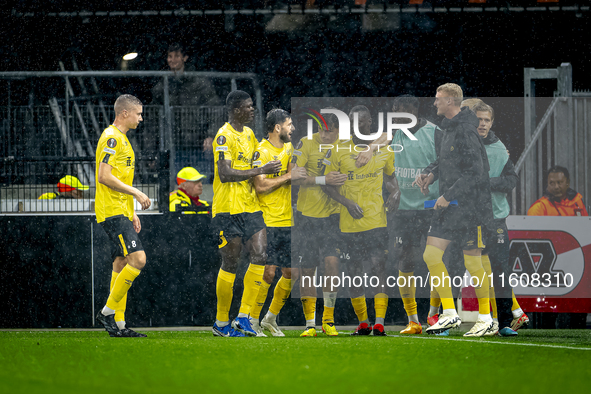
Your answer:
[462,216,591,313]
[507,216,591,313]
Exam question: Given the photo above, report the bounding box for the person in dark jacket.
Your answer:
[151,43,221,152]
[468,101,527,336]
[413,83,495,337]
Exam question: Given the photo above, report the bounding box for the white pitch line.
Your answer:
[387,334,591,351]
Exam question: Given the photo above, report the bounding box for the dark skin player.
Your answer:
[217,97,282,274]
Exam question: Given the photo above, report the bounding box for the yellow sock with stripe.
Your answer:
[250,281,271,320]
[423,245,455,311]
[374,293,388,326]
[110,271,127,329]
[238,264,264,317]
[463,254,491,319]
[105,265,140,312]
[480,254,497,320]
[301,296,317,327]
[399,271,418,323]
[350,296,368,323]
[512,290,521,310]
[429,289,442,317]
[215,269,236,324]
[269,276,292,316]
[322,291,337,324]
[511,290,524,318]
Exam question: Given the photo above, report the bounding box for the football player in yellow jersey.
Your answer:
[211,91,282,337]
[247,109,307,337]
[292,112,348,337]
[95,94,151,338]
[324,105,399,337]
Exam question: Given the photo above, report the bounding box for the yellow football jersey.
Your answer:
[212,122,260,217]
[253,139,293,227]
[325,140,395,233]
[95,125,135,223]
[293,133,340,218]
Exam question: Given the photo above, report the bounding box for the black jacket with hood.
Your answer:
[423,107,494,229]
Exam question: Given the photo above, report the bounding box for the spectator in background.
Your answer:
[152,43,221,152]
[169,167,210,214]
[38,175,88,199]
[527,166,588,216]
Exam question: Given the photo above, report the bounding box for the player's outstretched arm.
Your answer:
[217,159,282,183]
[354,133,392,168]
[98,162,151,210]
[254,163,307,194]
[291,166,347,187]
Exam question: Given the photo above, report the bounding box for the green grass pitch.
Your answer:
[1,328,590,394]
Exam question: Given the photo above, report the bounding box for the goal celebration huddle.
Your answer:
[95,84,529,339]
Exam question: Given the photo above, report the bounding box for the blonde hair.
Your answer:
[437,83,463,106]
[114,94,143,115]
[460,98,484,110]
[472,102,495,122]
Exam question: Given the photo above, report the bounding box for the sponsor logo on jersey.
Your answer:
[103,147,116,155]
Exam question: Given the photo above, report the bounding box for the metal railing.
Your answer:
[0,70,263,213]
[513,63,591,214]
[0,157,161,213]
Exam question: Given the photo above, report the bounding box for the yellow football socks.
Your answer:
[374,293,388,325]
[399,271,417,318]
[322,291,337,324]
[110,271,127,324]
[423,245,455,310]
[216,269,236,322]
[302,296,317,323]
[269,276,292,315]
[250,280,271,320]
[481,254,497,319]
[429,289,442,316]
[351,295,368,323]
[238,264,264,316]
[512,290,521,311]
[106,264,140,311]
[463,254,490,315]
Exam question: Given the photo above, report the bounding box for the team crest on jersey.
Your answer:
[450,146,454,151]
[217,136,226,145]
[497,228,504,234]
[325,149,332,158]
[296,140,303,149]
[107,138,117,148]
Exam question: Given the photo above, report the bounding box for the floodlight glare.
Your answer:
[122,52,138,61]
